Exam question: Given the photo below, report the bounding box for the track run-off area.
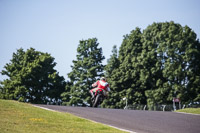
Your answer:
[33,105,200,133]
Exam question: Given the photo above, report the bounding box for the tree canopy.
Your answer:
[0,48,66,104]
[143,22,200,108]
[104,21,200,109]
[61,38,105,106]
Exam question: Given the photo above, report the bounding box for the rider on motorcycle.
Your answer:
[89,77,111,100]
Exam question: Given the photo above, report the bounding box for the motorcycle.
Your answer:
[91,89,105,107]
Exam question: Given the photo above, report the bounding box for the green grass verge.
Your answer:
[0,100,127,133]
[176,108,200,115]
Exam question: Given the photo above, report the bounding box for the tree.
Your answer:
[61,38,105,106]
[142,22,200,108]
[0,48,66,104]
[104,28,143,108]
[104,45,119,78]
[101,45,120,108]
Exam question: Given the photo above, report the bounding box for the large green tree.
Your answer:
[104,22,200,109]
[144,22,200,107]
[111,28,144,108]
[0,48,66,104]
[101,45,120,108]
[61,38,105,106]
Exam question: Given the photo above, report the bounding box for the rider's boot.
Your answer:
[89,90,94,100]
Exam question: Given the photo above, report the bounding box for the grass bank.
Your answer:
[176,108,200,115]
[0,100,127,133]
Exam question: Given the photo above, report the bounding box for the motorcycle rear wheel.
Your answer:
[93,94,101,107]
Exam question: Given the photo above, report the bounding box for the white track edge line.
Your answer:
[174,111,200,116]
[32,105,136,133]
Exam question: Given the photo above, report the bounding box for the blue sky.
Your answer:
[0,0,200,81]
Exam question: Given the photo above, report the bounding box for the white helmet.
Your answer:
[100,77,106,81]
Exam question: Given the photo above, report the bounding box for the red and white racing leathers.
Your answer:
[90,80,110,96]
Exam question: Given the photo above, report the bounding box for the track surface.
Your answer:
[34,105,200,133]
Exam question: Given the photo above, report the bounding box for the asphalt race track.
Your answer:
[33,105,200,133]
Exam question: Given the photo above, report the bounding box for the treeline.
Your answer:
[0,21,200,108]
